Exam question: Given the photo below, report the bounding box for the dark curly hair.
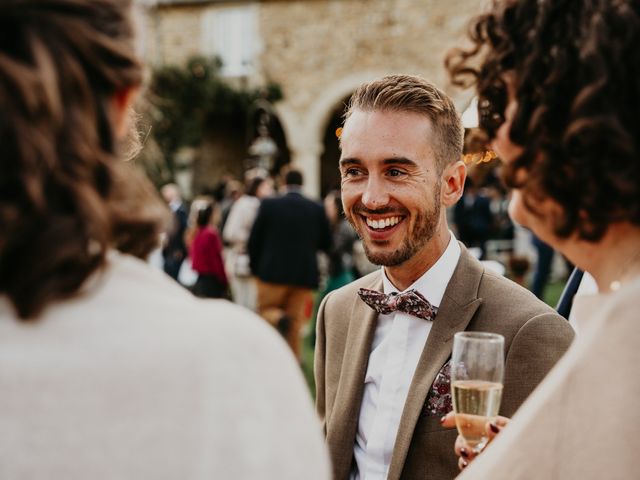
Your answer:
[0,0,167,319]
[446,0,640,241]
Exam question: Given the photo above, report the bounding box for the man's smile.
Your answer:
[362,215,405,231]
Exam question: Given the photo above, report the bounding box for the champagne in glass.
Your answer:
[451,332,504,453]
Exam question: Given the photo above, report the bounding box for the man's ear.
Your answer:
[109,85,140,139]
[441,160,466,207]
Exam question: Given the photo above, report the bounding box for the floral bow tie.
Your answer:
[358,288,438,321]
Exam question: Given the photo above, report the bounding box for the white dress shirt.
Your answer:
[169,199,182,213]
[352,235,461,480]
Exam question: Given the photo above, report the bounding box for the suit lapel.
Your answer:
[327,274,382,479]
[387,246,484,480]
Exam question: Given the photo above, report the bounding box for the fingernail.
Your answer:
[490,422,500,433]
[462,460,468,469]
[460,448,468,458]
[440,416,446,424]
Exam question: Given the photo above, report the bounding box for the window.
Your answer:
[201,5,260,77]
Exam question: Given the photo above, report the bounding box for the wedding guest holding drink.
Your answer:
[314,74,574,480]
[0,1,329,478]
[450,332,505,457]
[443,0,640,477]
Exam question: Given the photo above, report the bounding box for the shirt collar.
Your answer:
[284,185,303,194]
[381,232,461,308]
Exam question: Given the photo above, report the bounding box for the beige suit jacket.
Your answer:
[315,245,574,480]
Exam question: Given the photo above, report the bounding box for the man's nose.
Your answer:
[361,176,390,210]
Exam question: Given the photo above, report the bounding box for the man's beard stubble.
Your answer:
[346,191,441,267]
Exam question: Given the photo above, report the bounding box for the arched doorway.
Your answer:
[320,95,351,197]
[247,102,291,176]
[193,110,289,196]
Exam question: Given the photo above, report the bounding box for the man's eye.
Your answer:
[343,168,362,177]
[387,168,405,177]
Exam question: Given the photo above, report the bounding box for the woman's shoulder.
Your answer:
[573,275,640,331]
[91,253,294,365]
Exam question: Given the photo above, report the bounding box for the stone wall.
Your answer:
[143,0,483,197]
[260,0,476,112]
[145,4,204,66]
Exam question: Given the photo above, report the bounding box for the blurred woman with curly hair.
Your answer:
[0,1,329,477]
[442,0,640,477]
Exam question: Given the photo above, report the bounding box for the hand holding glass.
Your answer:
[451,332,505,453]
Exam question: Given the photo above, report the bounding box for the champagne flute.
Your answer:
[451,331,505,453]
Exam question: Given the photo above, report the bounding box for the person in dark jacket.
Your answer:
[453,177,493,259]
[161,183,188,281]
[248,169,332,359]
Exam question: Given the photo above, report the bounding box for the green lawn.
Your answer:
[542,280,566,309]
[301,332,316,398]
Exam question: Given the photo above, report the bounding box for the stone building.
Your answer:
[139,0,482,197]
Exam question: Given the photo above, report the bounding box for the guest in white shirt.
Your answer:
[314,74,573,480]
[223,175,273,310]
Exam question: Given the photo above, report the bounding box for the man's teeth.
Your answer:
[366,216,401,229]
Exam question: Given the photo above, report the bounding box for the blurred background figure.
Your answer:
[530,233,573,300]
[218,178,244,234]
[178,196,213,288]
[0,1,330,477]
[485,177,514,243]
[308,190,359,347]
[323,190,359,289]
[508,255,531,288]
[529,234,554,299]
[248,169,332,359]
[190,200,229,299]
[453,177,493,259]
[223,175,274,310]
[160,183,188,281]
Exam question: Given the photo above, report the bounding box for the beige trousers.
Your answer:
[256,280,313,359]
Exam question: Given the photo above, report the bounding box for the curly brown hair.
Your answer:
[446,0,640,241]
[0,0,167,319]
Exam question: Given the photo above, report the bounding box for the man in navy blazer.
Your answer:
[248,169,332,358]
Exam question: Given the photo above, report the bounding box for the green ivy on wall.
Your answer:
[139,56,282,186]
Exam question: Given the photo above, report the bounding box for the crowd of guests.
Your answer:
[2,0,639,478]
[159,168,350,358]
[158,163,561,351]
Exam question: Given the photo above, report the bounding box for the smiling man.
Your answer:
[314,75,574,480]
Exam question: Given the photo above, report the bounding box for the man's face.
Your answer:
[339,109,443,267]
[161,185,178,204]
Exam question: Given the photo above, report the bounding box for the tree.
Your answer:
[137,56,282,187]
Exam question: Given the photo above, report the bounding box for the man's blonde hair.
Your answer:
[344,74,463,170]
